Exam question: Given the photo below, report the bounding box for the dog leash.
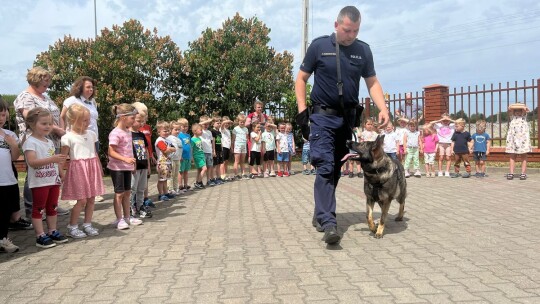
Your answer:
[335,37,358,142]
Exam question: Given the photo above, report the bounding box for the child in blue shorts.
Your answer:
[275,123,290,177]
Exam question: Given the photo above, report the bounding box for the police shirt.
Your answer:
[300,32,376,108]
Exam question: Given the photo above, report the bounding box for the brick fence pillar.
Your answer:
[423,84,449,122]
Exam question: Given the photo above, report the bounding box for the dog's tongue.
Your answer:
[341,153,359,162]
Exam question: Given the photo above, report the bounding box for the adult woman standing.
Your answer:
[14,66,69,218]
[245,100,268,129]
[60,77,99,146]
[60,76,104,202]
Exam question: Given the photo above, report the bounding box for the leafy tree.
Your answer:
[469,113,485,123]
[181,13,294,122]
[451,110,468,121]
[35,19,184,161]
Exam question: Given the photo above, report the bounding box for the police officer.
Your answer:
[295,6,390,244]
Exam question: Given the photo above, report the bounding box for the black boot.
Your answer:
[323,226,341,244]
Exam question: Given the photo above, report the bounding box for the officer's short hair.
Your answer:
[337,6,361,23]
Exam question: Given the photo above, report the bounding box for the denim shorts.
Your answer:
[302,149,310,164]
[204,153,213,167]
[473,151,487,161]
[277,152,290,162]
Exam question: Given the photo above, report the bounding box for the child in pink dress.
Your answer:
[61,104,104,238]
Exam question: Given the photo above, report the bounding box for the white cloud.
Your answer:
[1,0,539,99]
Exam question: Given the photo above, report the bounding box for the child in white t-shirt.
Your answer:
[382,122,399,160]
[249,123,263,178]
[261,121,276,177]
[22,107,68,248]
[232,114,249,179]
[275,123,290,176]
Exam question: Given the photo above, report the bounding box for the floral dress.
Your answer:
[505,114,531,154]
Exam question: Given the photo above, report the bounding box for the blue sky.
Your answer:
[1,0,540,100]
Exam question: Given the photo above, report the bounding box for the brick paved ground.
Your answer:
[1,165,539,303]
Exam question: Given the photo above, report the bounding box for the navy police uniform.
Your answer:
[300,32,376,230]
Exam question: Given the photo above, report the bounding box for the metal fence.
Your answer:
[364,78,539,147]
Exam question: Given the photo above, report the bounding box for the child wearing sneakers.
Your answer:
[276,123,290,176]
[108,103,142,230]
[285,123,295,175]
[191,123,207,189]
[450,118,473,178]
[129,111,152,219]
[220,117,233,181]
[301,136,315,175]
[249,122,263,178]
[232,113,249,180]
[211,117,224,185]
[420,124,439,178]
[261,121,276,177]
[23,107,68,248]
[61,104,104,238]
[132,102,154,207]
[155,121,176,201]
[178,118,192,192]
[403,119,421,178]
[199,115,215,186]
[0,98,21,252]
[430,113,455,177]
[471,120,491,178]
[168,121,183,193]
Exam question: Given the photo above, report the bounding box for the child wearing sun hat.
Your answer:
[505,103,531,180]
[428,113,455,177]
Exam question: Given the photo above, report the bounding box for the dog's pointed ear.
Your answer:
[374,135,385,150]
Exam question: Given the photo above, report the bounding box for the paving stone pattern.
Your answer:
[1,166,539,303]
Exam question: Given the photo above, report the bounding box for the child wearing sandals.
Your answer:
[420,123,439,178]
[61,104,104,238]
[505,103,531,180]
[22,107,68,248]
[107,104,142,230]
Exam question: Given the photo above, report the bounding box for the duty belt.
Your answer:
[312,104,343,117]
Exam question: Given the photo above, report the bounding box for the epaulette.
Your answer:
[312,35,329,42]
[355,39,370,47]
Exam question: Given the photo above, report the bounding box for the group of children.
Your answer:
[377,103,531,179]
[0,97,532,253]
[188,113,299,190]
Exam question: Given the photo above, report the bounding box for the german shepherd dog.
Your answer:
[345,135,407,238]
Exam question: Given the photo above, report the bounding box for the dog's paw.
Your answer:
[395,216,403,222]
[374,233,384,239]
